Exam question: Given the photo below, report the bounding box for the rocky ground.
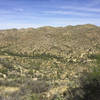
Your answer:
[0,24,100,100]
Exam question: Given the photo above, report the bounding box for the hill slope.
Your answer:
[0,24,100,100]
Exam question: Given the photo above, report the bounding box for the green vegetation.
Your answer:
[81,54,100,100]
[64,54,100,100]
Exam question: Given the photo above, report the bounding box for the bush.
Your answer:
[11,79,50,100]
[80,67,100,100]
[63,54,100,100]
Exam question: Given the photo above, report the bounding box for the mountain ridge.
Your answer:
[0,24,100,100]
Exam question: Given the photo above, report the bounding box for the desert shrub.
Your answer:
[0,68,8,74]
[9,79,50,100]
[80,54,100,100]
[80,66,100,100]
[0,79,50,100]
[0,79,19,86]
[63,54,100,100]
[52,94,65,100]
[0,58,14,70]
[20,79,50,94]
[27,94,39,100]
[81,54,100,100]
[62,69,100,100]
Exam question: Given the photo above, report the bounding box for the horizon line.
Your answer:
[0,24,99,30]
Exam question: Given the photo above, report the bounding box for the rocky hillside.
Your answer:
[0,24,100,100]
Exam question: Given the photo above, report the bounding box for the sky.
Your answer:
[0,0,100,29]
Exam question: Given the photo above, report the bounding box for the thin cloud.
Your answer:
[0,23,41,29]
[14,8,24,12]
[43,10,96,17]
[87,0,100,7]
[61,6,100,13]
[0,9,13,15]
[0,8,24,15]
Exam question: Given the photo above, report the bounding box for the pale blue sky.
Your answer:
[0,0,100,29]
